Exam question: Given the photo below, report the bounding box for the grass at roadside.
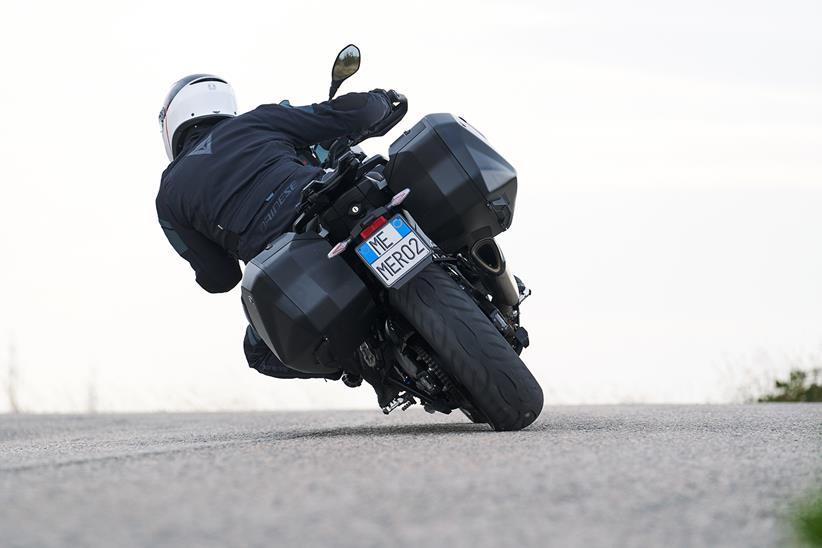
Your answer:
[758,368,822,403]
[795,494,822,547]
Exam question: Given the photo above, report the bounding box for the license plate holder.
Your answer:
[355,215,432,287]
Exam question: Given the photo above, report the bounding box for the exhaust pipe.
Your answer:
[470,238,519,308]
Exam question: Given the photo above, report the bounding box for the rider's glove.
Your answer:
[370,88,404,108]
[386,89,405,105]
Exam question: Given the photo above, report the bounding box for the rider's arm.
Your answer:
[258,91,393,147]
[156,210,241,294]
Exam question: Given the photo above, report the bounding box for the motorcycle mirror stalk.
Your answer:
[329,44,361,100]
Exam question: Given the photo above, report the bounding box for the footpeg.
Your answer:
[515,275,531,304]
[381,393,416,414]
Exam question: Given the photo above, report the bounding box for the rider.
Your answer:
[156,74,401,403]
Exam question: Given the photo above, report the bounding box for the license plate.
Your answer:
[356,215,431,287]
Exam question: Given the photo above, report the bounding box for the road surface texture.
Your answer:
[1,405,820,548]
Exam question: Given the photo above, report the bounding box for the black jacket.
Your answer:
[156,91,392,293]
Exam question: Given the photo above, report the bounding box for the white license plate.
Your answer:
[356,215,431,287]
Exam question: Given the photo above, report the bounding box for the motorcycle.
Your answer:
[241,45,544,431]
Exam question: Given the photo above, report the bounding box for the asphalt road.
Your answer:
[1,405,820,548]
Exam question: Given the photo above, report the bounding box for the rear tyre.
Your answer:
[390,264,543,431]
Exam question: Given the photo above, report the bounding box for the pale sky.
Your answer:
[1,0,820,412]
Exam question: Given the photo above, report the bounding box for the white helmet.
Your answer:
[158,74,238,160]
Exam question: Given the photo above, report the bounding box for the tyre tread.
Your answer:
[390,264,543,430]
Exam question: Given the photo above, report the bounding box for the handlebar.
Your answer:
[363,91,407,140]
[323,91,408,168]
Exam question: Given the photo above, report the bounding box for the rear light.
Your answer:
[359,215,387,239]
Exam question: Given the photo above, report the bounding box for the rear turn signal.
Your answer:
[327,238,351,258]
[390,188,411,208]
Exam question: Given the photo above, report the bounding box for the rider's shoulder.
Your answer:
[251,100,316,115]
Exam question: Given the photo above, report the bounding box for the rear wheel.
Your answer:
[390,264,543,431]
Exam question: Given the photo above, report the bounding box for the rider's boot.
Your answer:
[343,357,400,409]
[244,325,342,380]
[341,371,362,387]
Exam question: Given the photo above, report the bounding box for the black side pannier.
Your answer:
[384,113,517,253]
[241,232,376,374]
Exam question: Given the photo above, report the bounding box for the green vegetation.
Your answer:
[795,494,822,547]
[757,369,822,402]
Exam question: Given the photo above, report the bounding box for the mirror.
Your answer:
[329,44,361,100]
